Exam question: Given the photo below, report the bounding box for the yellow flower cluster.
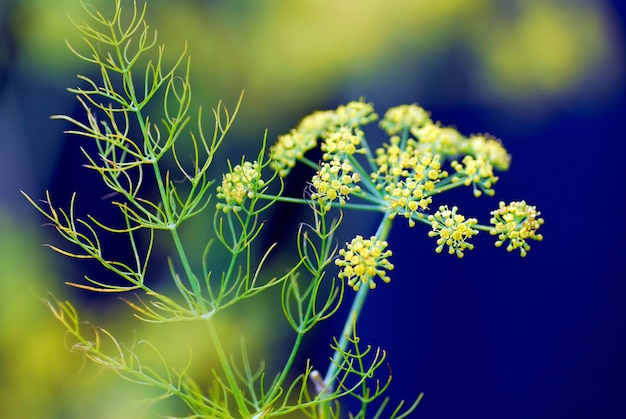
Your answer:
[371,135,405,181]
[379,104,431,135]
[379,107,506,175]
[335,235,394,291]
[412,122,464,157]
[428,205,479,258]
[372,137,446,185]
[384,179,432,227]
[371,136,446,225]
[297,110,336,138]
[334,100,378,128]
[270,130,317,177]
[216,161,265,213]
[321,127,366,160]
[450,155,498,197]
[310,157,362,211]
[271,101,377,177]
[490,201,544,257]
[466,134,510,171]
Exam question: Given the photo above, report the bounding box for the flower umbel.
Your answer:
[216,160,265,213]
[310,157,362,211]
[297,109,336,138]
[379,104,431,135]
[336,235,394,291]
[371,137,447,189]
[321,126,366,160]
[450,155,498,197]
[334,100,378,128]
[466,134,510,171]
[270,129,317,177]
[428,205,479,257]
[412,121,464,157]
[490,200,544,257]
[385,178,432,227]
[371,136,446,226]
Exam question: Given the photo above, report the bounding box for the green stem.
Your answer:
[268,205,337,404]
[474,223,495,233]
[110,24,205,311]
[298,156,322,171]
[169,226,207,311]
[267,329,306,403]
[206,318,251,417]
[359,132,379,174]
[429,177,468,194]
[347,153,380,197]
[256,193,383,212]
[322,211,393,386]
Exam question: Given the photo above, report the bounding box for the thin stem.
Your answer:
[297,156,322,171]
[266,327,306,403]
[268,206,337,404]
[359,132,379,174]
[170,227,207,311]
[474,223,495,232]
[256,193,384,212]
[429,177,468,194]
[206,318,251,417]
[322,211,393,386]
[106,19,205,310]
[347,153,379,197]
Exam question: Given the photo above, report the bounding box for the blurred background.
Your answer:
[1,0,624,417]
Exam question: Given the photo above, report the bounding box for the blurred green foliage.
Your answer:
[0,211,285,418]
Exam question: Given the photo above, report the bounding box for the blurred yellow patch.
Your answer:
[472,1,619,98]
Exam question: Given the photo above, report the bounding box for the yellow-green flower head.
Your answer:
[297,110,336,138]
[489,200,544,257]
[321,126,366,160]
[428,205,479,258]
[335,235,394,291]
[411,151,447,187]
[385,178,432,227]
[381,152,446,226]
[379,104,431,135]
[216,161,265,213]
[412,121,465,157]
[310,157,362,211]
[372,135,447,190]
[333,100,378,128]
[371,135,406,184]
[270,129,317,177]
[466,134,510,171]
[451,155,499,197]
